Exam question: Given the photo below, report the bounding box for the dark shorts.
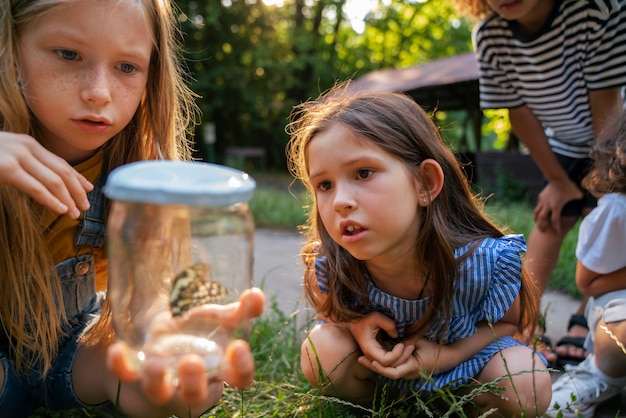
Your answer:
[553,153,597,217]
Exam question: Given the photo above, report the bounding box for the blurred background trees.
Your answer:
[176,0,477,169]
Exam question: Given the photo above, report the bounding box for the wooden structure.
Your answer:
[347,52,483,151]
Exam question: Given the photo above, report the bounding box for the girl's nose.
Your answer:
[333,184,356,213]
[81,67,112,105]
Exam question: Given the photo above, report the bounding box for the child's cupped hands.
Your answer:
[107,288,265,414]
[0,132,93,218]
[349,311,415,374]
[351,311,451,381]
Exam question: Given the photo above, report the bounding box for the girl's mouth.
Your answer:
[344,224,363,236]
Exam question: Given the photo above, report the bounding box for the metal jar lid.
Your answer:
[103,160,255,206]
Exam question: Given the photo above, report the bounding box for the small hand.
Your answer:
[0,132,93,218]
[107,288,265,406]
[349,311,402,367]
[358,337,450,381]
[357,343,417,380]
[533,179,583,233]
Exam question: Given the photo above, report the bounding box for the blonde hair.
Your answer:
[0,0,198,374]
[287,84,538,341]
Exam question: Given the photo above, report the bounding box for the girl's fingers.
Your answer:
[390,344,415,367]
[106,343,142,382]
[0,134,93,216]
[8,170,74,215]
[221,339,255,389]
[177,354,211,406]
[27,148,93,212]
[141,359,176,405]
[186,287,265,328]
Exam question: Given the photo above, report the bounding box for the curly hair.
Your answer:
[454,0,492,20]
[583,110,626,196]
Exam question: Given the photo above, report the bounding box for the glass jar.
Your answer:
[104,160,255,381]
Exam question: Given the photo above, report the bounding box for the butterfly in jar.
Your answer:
[169,262,228,317]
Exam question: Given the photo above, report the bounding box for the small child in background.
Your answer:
[287,85,551,417]
[546,110,626,417]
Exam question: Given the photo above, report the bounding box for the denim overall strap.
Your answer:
[58,171,107,322]
[74,171,107,248]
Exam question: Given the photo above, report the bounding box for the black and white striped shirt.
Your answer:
[473,0,626,158]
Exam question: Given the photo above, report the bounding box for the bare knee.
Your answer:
[474,346,552,417]
[595,319,626,376]
[300,323,358,386]
[300,323,376,403]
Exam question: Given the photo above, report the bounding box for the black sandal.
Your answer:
[555,314,588,368]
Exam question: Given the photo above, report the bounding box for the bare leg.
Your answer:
[301,323,377,405]
[526,219,574,295]
[526,216,587,363]
[594,319,626,378]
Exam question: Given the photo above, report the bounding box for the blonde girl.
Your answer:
[0,0,262,416]
[287,85,551,417]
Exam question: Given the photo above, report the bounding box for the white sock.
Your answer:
[590,354,626,387]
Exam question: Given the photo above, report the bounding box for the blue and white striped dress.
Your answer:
[315,234,542,391]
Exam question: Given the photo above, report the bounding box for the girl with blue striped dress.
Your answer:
[287,85,552,417]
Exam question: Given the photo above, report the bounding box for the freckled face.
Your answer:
[306,123,423,263]
[17,0,153,164]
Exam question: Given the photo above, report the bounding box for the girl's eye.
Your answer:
[119,63,137,74]
[56,49,78,61]
[316,181,332,192]
[357,169,374,180]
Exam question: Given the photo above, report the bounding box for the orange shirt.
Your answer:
[42,150,108,291]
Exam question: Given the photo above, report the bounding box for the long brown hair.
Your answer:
[286,84,538,341]
[0,0,197,374]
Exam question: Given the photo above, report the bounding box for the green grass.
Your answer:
[31,171,582,417]
[205,298,550,418]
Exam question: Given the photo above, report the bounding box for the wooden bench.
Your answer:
[225,147,267,170]
[473,151,543,201]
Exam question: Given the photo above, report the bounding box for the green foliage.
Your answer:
[175,0,475,168]
[249,187,308,229]
[481,109,512,151]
